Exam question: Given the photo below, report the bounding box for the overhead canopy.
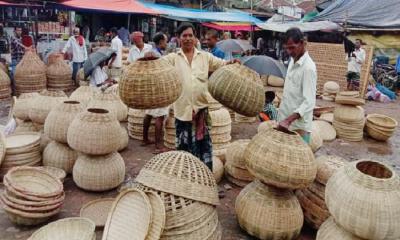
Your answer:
[257,20,340,33]
[202,22,260,31]
[60,0,158,15]
[312,0,400,28]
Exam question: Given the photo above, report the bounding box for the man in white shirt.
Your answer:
[278,28,317,144]
[108,27,123,79]
[127,31,152,63]
[62,27,88,86]
[346,39,365,90]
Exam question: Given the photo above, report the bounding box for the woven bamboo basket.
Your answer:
[310,125,323,152]
[119,58,181,109]
[333,120,364,142]
[15,121,37,133]
[44,100,84,143]
[315,155,346,185]
[69,86,96,107]
[312,120,336,141]
[0,131,5,166]
[102,189,152,240]
[208,63,264,117]
[235,180,304,240]
[80,198,114,227]
[135,151,219,206]
[335,96,365,106]
[3,188,65,207]
[366,124,394,141]
[29,90,68,124]
[245,129,317,189]
[43,141,77,174]
[334,105,364,123]
[224,171,251,187]
[338,91,360,97]
[316,217,363,240]
[118,126,129,151]
[325,160,400,240]
[206,92,223,111]
[366,113,398,129]
[73,152,125,191]
[225,163,254,182]
[28,217,95,240]
[0,193,63,213]
[323,81,340,94]
[46,60,73,92]
[47,53,64,65]
[87,92,128,122]
[37,166,66,183]
[213,156,224,183]
[2,203,61,226]
[226,139,250,169]
[213,148,227,164]
[0,69,11,100]
[295,188,330,229]
[13,93,40,120]
[257,121,277,133]
[67,108,121,155]
[40,132,51,151]
[14,51,47,95]
[209,107,231,127]
[268,75,285,87]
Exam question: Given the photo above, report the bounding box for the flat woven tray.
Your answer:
[80,198,115,227]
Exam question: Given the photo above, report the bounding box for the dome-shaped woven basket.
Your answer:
[366,113,398,129]
[119,58,182,109]
[245,129,317,189]
[73,152,125,191]
[365,123,395,141]
[312,120,336,141]
[67,108,121,155]
[315,155,346,185]
[14,93,39,120]
[14,51,47,95]
[319,112,334,123]
[43,141,77,174]
[0,69,11,100]
[28,217,95,240]
[267,75,285,87]
[87,92,128,122]
[295,188,330,230]
[44,100,84,143]
[323,81,340,94]
[208,63,264,117]
[325,160,400,240]
[118,126,129,151]
[235,180,304,240]
[46,60,73,92]
[29,90,68,124]
[135,151,219,205]
[316,217,363,240]
[69,86,96,107]
[226,139,250,169]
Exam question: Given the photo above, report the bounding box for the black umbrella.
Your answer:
[83,48,116,78]
[242,55,287,79]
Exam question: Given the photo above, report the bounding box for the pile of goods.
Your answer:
[333,104,365,142]
[317,160,400,240]
[67,108,126,191]
[322,81,340,101]
[225,139,254,187]
[235,128,316,239]
[46,59,73,92]
[0,68,11,100]
[234,113,257,123]
[365,113,398,141]
[1,167,64,226]
[295,155,346,229]
[127,108,155,141]
[14,51,47,95]
[87,91,128,122]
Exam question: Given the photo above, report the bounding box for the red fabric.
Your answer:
[202,22,259,31]
[76,35,84,46]
[193,110,207,141]
[61,0,158,14]
[259,112,270,121]
[22,35,33,47]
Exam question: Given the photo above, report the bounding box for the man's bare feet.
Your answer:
[141,141,155,146]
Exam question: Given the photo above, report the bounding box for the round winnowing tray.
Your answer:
[80,198,115,227]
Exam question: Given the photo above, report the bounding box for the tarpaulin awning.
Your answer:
[60,0,158,15]
[0,0,41,6]
[256,20,340,32]
[202,22,260,31]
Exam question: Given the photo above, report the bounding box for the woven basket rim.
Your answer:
[366,114,398,129]
[3,190,65,207]
[79,198,115,227]
[145,191,166,240]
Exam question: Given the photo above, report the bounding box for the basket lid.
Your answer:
[102,190,152,240]
[335,95,365,106]
[80,198,115,227]
[6,132,41,150]
[145,192,166,240]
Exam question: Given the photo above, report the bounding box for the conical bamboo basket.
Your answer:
[43,141,77,174]
[46,59,73,92]
[29,90,68,124]
[14,51,47,94]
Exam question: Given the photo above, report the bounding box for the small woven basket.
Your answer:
[316,217,363,240]
[43,140,78,174]
[366,113,398,129]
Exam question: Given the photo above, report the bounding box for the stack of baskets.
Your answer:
[234,113,257,123]
[163,109,175,149]
[333,104,365,142]
[87,91,128,122]
[14,51,47,95]
[236,128,317,239]
[365,113,398,141]
[46,59,73,92]
[322,81,340,101]
[317,160,400,240]
[225,139,254,187]
[67,108,126,191]
[127,108,155,141]
[0,68,11,100]
[295,155,346,229]
[1,167,64,226]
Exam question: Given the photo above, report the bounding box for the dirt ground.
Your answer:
[0,98,399,240]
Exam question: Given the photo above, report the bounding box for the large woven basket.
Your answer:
[245,129,317,189]
[67,108,121,155]
[14,51,47,95]
[135,151,219,205]
[13,93,40,120]
[295,187,330,229]
[73,152,125,191]
[365,124,394,141]
[315,155,346,185]
[325,160,400,240]
[225,139,250,169]
[28,217,95,240]
[235,180,304,239]
[119,58,181,109]
[225,163,254,182]
[208,63,264,117]
[46,60,73,92]
[29,90,68,124]
[43,141,78,174]
[0,69,11,100]
[44,100,84,143]
[316,217,363,240]
[87,92,128,122]
[69,86,96,107]
[312,120,336,142]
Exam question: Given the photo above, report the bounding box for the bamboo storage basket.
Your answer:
[67,108,121,155]
[14,51,47,94]
[208,63,265,117]
[73,152,125,192]
[87,92,128,122]
[135,151,219,206]
[316,217,362,240]
[29,90,68,124]
[46,59,73,92]
[365,114,397,141]
[213,156,224,183]
[127,108,155,141]
[333,105,365,142]
[13,93,40,120]
[245,129,317,189]
[0,68,11,100]
[257,121,277,133]
[235,180,304,240]
[80,198,115,227]
[315,155,346,185]
[44,100,84,143]
[226,139,250,169]
[43,141,78,174]
[69,86,96,107]
[119,58,182,109]
[325,160,400,240]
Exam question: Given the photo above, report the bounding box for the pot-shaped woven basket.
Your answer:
[87,92,128,122]
[267,75,285,87]
[316,217,363,240]
[0,68,11,100]
[245,129,317,189]
[67,108,121,155]
[226,139,250,169]
[315,155,346,185]
[208,63,264,117]
[119,58,181,109]
[29,90,68,124]
[44,100,84,143]
[235,180,304,239]
[14,93,40,120]
[46,60,73,92]
[28,217,95,240]
[135,151,219,205]
[43,141,78,174]
[69,86,96,107]
[325,160,400,240]
[73,152,125,191]
[118,126,129,151]
[213,156,224,183]
[14,51,47,94]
